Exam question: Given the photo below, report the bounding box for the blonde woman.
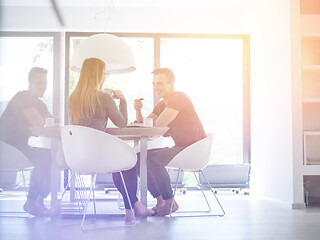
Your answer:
[68,58,154,222]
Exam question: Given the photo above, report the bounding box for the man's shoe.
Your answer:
[45,202,61,217]
[23,200,47,217]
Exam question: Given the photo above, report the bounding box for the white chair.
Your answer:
[60,125,137,231]
[0,141,33,217]
[55,143,89,215]
[167,133,225,217]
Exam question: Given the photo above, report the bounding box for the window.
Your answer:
[66,33,250,166]
[0,36,53,114]
[161,38,244,165]
[68,36,154,125]
[0,32,58,190]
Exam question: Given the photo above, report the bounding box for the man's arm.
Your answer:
[155,107,178,127]
[38,100,55,120]
[23,107,45,127]
[146,113,158,125]
[134,99,159,123]
[134,99,178,127]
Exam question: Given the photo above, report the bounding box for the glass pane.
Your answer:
[0,37,54,114]
[0,36,53,190]
[69,36,154,124]
[160,38,243,165]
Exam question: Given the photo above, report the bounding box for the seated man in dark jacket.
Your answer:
[0,67,54,216]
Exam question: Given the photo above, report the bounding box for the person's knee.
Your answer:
[147,158,164,174]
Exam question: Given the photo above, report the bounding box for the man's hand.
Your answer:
[134,98,144,123]
[134,98,144,111]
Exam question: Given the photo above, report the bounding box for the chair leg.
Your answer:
[75,174,87,212]
[199,170,225,216]
[91,174,97,218]
[58,173,96,216]
[54,171,76,214]
[78,172,136,231]
[169,168,181,217]
[58,172,94,215]
[80,174,96,231]
[21,170,28,198]
[117,192,125,210]
[74,174,83,213]
[169,170,225,217]
[60,172,75,201]
[193,172,211,213]
[119,172,136,224]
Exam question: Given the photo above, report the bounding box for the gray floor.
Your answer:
[0,189,320,240]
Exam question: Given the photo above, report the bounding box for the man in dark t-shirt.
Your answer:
[0,67,53,216]
[134,68,206,216]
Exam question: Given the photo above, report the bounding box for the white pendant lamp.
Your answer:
[70,33,136,74]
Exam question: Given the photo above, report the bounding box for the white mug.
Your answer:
[45,118,54,127]
[143,118,153,128]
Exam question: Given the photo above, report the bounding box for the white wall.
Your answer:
[291,0,304,206]
[1,5,246,33]
[0,0,296,204]
[247,0,294,203]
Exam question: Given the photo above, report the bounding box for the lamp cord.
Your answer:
[94,0,114,33]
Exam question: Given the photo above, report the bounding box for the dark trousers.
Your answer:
[18,146,51,200]
[112,166,138,210]
[142,146,184,200]
[112,146,184,209]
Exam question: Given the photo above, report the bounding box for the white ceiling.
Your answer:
[0,0,248,32]
[0,0,243,8]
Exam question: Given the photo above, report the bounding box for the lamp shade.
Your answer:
[70,34,136,74]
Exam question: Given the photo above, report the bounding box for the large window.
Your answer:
[68,36,154,124]
[0,32,60,190]
[0,36,54,114]
[66,33,250,166]
[161,38,243,165]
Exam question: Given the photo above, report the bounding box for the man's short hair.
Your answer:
[152,68,175,83]
[28,67,48,83]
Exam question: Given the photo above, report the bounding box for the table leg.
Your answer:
[50,138,60,208]
[139,136,148,207]
[70,171,76,202]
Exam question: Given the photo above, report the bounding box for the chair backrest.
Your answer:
[60,125,137,174]
[0,141,33,172]
[167,133,214,171]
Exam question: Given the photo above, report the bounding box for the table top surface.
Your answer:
[106,127,168,137]
[29,126,169,138]
[29,126,61,138]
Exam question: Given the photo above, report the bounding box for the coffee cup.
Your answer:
[143,118,153,128]
[45,118,54,127]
